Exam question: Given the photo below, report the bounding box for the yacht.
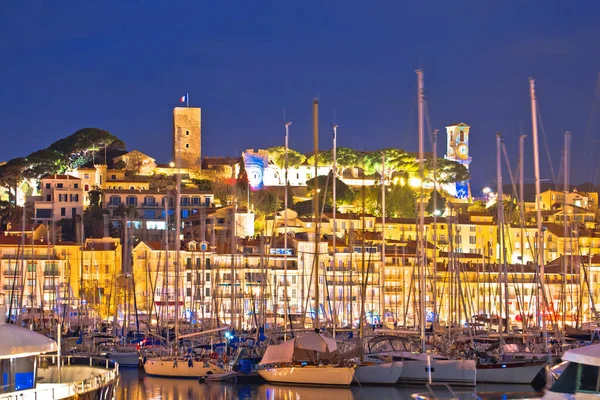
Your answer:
[365,336,476,386]
[353,356,404,385]
[542,343,600,400]
[143,355,225,378]
[0,305,119,399]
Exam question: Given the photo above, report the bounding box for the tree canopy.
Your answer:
[266,146,306,169]
[425,158,470,184]
[307,147,360,168]
[363,148,418,176]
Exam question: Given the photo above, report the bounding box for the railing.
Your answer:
[3,270,18,276]
[0,355,119,400]
[43,270,59,277]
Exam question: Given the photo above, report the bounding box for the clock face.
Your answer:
[456,143,468,159]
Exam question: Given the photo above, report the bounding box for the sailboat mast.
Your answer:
[284,120,291,340]
[380,153,386,328]
[332,123,338,336]
[164,195,169,343]
[432,129,438,323]
[562,131,571,328]
[312,99,320,331]
[519,134,527,331]
[496,132,507,335]
[530,77,547,329]
[416,69,426,351]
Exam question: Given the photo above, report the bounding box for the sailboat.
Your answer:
[473,132,547,385]
[142,127,224,378]
[258,100,356,387]
[384,69,477,386]
[258,331,356,386]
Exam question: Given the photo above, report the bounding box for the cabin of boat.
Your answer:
[0,305,119,400]
[544,344,600,400]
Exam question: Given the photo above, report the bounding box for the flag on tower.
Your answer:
[179,95,187,103]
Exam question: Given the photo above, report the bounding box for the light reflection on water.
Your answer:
[116,369,540,400]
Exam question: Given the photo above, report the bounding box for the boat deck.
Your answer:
[0,355,119,400]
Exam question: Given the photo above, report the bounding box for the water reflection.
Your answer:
[116,369,257,400]
[351,386,403,400]
[116,369,540,400]
[259,384,354,400]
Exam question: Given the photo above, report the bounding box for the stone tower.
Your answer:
[173,107,201,169]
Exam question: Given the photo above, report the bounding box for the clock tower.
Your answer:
[445,122,471,199]
[445,122,471,168]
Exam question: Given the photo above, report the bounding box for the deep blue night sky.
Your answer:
[2,1,600,192]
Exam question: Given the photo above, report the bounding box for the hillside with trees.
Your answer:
[0,128,125,203]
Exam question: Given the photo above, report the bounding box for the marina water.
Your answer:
[115,368,541,400]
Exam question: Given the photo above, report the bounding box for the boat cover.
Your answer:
[259,332,338,365]
[562,343,600,366]
[0,306,57,359]
[295,332,337,352]
[259,340,295,365]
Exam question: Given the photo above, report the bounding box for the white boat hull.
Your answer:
[397,356,476,386]
[258,365,355,386]
[477,361,546,384]
[543,391,598,400]
[354,361,403,385]
[143,357,224,378]
[101,351,140,367]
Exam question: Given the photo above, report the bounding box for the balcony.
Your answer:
[1,254,60,260]
[3,269,18,276]
[43,270,59,277]
[43,285,57,291]
[3,285,22,291]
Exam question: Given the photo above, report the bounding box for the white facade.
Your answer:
[262,164,332,187]
[34,175,84,223]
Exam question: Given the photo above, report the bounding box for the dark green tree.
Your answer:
[0,158,27,203]
[88,186,103,207]
[83,205,108,238]
[426,190,446,216]
[359,183,416,218]
[306,173,356,207]
[193,179,213,191]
